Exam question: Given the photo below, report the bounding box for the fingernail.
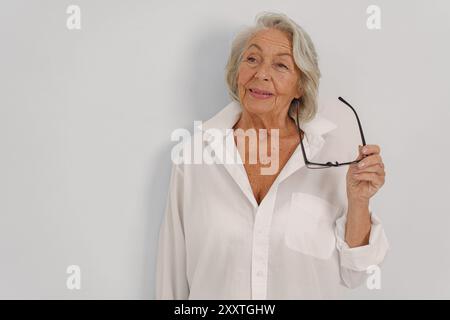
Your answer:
[363,147,368,154]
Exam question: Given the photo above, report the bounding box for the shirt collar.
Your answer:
[197,100,338,140]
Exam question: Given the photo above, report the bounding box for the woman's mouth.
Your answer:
[249,88,274,100]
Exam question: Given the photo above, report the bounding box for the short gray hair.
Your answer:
[225,11,321,125]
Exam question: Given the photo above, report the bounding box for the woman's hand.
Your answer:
[346,144,386,205]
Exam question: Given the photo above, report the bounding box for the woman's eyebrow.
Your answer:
[247,43,293,57]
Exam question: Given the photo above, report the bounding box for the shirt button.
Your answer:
[257,270,264,277]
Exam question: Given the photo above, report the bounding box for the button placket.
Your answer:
[251,187,278,300]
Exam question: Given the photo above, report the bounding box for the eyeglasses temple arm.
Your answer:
[296,103,310,164]
[338,96,366,146]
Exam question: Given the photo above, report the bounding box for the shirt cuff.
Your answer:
[335,207,390,272]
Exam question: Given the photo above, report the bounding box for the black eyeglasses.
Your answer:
[296,96,367,169]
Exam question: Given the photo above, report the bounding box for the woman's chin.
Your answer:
[243,99,275,113]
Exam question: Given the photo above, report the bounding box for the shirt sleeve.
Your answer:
[155,163,189,299]
[334,203,390,289]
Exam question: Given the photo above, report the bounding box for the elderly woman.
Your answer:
[156,12,389,299]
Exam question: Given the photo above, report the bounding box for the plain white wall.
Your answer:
[1,0,449,299]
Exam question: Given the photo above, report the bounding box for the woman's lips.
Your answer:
[249,88,274,100]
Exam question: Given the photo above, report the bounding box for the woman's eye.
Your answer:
[245,57,288,70]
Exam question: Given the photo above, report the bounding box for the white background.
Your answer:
[1,0,449,299]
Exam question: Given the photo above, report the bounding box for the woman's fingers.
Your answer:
[356,154,383,169]
[352,172,385,185]
[353,163,385,175]
[361,144,381,155]
[351,145,385,176]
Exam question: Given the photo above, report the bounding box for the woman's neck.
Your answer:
[233,109,298,138]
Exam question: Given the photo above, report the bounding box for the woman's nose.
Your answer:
[254,65,271,80]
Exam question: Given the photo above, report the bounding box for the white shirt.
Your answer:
[155,100,389,300]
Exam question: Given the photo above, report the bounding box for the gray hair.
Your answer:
[225,11,321,125]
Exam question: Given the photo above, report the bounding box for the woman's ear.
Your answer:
[296,87,304,100]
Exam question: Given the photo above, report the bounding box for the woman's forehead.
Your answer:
[248,30,292,50]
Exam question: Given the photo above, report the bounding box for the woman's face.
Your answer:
[237,28,302,115]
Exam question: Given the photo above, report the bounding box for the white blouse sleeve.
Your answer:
[155,163,189,299]
[334,204,390,289]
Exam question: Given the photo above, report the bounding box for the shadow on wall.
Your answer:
[140,24,237,299]
[186,23,237,122]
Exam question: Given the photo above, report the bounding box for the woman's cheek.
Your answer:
[236,75,248,99]
[237,83,246,102]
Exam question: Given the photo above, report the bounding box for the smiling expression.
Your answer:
[237,28,302,115]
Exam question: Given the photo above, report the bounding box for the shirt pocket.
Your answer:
[284,192,340,260]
